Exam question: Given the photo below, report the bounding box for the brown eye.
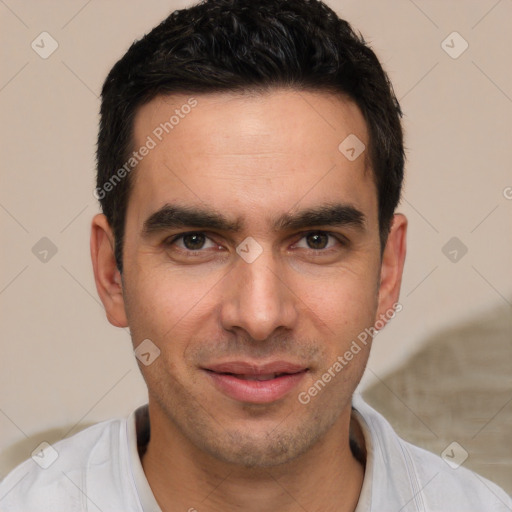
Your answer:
[166,232,217,252]
[181,233,206,250]
[305,232,330,249]
[292,231,347,255]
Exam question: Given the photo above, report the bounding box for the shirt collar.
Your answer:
[127,404,162,512]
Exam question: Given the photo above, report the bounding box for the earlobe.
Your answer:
[375,213,407,325]
[90,214,128,328]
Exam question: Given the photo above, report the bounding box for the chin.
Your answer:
[198,420,327,469]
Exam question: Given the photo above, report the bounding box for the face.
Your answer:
[92,89,406,468]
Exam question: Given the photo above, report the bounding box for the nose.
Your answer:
[219,248,299,341]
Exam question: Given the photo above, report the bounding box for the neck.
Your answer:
[141,402,365,512]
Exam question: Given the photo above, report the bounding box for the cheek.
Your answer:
[291,265,379,341]
[124,263,221,346]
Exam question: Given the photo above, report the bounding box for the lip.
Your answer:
[202,360,308,404]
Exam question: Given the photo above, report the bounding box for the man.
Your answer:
[0,0,510,510]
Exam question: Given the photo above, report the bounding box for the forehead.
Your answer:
[128,89,376,230]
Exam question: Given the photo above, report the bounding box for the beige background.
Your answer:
[1,0,511,494]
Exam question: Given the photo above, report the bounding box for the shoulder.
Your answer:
[403,438,512,510]
[0,417,129,512]
[352,394,512,511]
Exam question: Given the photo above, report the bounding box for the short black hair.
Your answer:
[96,0,404,272]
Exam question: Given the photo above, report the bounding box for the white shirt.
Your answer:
[0,395,510,511]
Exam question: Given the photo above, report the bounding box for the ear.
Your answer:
[375,213,407,326]
[90,214,128,328]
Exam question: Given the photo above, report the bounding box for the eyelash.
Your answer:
[164,231,347,254]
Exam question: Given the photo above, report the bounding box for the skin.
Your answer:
[91,89,407,512]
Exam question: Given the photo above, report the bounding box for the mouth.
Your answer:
[214,372,297,381]
[201,361,309,404]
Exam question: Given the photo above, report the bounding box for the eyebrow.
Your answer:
[142,202,366,237]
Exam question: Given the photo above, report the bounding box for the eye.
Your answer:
[167,232,218,251]
[293,231,343,251]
